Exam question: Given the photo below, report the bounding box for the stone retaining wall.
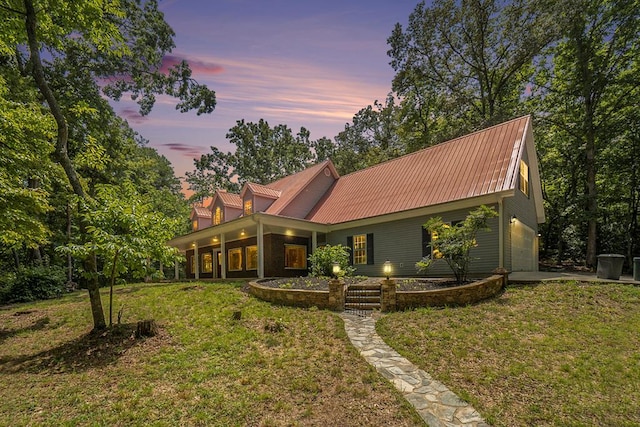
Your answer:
[396,274,504,310]
[250,275,505,311]
[249,281,332,309]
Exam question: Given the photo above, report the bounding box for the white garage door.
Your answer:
[511,222,536,271]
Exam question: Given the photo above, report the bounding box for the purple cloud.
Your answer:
[161,54,225,76]
[120,107,146,124]
[160,142,204,159]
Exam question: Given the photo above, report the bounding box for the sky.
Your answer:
[113,0,420,195]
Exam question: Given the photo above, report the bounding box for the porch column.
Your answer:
[311,231,317,252]
[257,220,264,279]
[194,242,200,280]
[220,234,227,279]
[174,259,179,281]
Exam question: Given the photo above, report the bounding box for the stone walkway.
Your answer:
[340,312,489,427]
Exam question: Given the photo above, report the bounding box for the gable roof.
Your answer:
[262,160,338,215]
[306,116,533,224]
[213,189,242,209]
[191,206,211,219]
[241,182,282,200]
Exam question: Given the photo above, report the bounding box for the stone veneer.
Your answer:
[395,274,505,310]
[249,274,505,311]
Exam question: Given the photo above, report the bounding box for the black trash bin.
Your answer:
[596,254,625,280]
[634,257,640,282]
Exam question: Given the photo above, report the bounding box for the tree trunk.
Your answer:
[25,0,106,330]
[136,320,158,338]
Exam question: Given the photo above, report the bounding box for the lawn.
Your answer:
[0,282,421,427]
[377,281,640,426]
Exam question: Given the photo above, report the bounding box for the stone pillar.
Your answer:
[381,279,397,312]
[328,279,345,311]
[492,267,509,289]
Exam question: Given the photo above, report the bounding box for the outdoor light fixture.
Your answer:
[510,215,517,224]
[332,262,341,278]
[383,260,392,280]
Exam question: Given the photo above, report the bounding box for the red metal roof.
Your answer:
[215,189,242,208]
[242,182,282,199]
[192,206,211,218]
[306,116,529,224]
[264,160,337,215]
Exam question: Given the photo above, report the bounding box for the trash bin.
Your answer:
[596,254,625,280]
[634,257,640,281]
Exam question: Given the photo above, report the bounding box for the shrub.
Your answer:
[416,205,498,283]
[1,265,67,304]
[308,244,355,277]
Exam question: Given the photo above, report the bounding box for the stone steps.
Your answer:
[345,284,381,310]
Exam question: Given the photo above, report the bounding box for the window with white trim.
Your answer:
[284,244,307,269]
[353,234,367,265]
[244,199,252,215]
[246,245,258,270]
[519,160,530,197]
[201,253,213,273]
[228,248,242,271]
[214,207,222,225]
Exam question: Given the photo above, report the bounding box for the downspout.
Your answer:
[498,197,504,268]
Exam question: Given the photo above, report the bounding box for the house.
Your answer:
[168,115,544,279]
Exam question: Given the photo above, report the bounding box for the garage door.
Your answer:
[511,222,536,271]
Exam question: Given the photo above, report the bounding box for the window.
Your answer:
[347,233,374,265]
[285,244,307,269]
[353,234,367,265]
[213,207,222,225]
[189,255,195,274]
[519,160,529,197]
[228,248,242,271]
[246,245,258,270]
[244,199,252,215]
[192,220,198,231]
[201,253,213,273]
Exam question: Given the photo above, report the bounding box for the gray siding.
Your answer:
[326,205,500,278]
[503,149,541,271]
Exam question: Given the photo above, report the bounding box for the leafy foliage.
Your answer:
[417,205,498,283]
[0,265,67,304]
[186,119,328,199]
[308,244,355,278]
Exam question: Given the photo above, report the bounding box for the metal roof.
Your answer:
[264,160,338,215]
[242,182,282,199]
[215,189,242,208]
[306,116,530,224]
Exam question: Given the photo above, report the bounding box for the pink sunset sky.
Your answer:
[113,0,419,195]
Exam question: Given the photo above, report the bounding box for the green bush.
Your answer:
[1,266,67,304]
[308,244,355,277]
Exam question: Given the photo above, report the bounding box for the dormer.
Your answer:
[210,189,243,224]
[240,182,281,215]
[190,205,212,231]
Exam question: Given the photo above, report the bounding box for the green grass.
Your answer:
[377,281,640,426]
[0,282,421,427]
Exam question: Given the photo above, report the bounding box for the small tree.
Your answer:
[308,244,355,278]
[58,182,183,327]
[416,205,498,283]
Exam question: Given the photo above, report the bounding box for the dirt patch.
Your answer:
[397,278,471,291]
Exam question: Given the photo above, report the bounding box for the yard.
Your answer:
[378,281,640,426]
[1,280,639,426]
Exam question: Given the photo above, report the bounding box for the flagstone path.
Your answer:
[340,312,490,427]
